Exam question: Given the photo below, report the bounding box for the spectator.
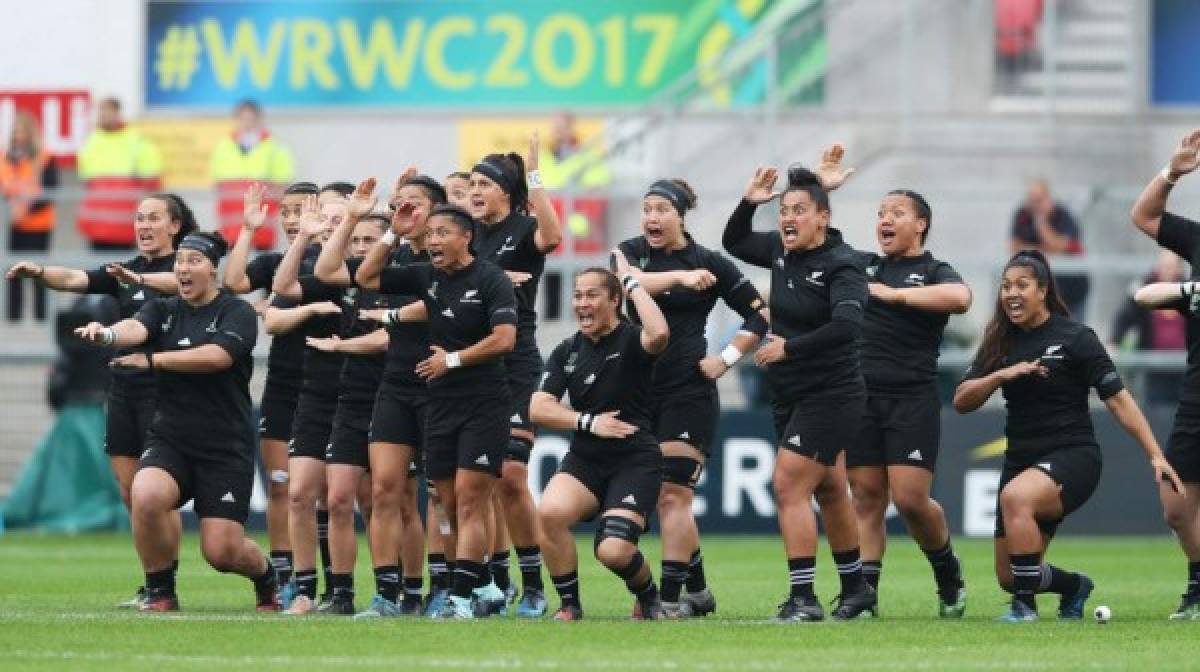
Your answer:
[1111,250,1187,405]
[77,97,163,251]
[1010,177,1090,318]
[209,100,294,250]
[541,111,611,191]
[2,111,58,322]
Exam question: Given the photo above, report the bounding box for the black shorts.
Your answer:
[370,383,427,449]
[424,395,509,481]
[105,391,156,458]
[558,448,662,520]
[288,393,337,461]
[505,353,542,438]
[773,395,866,466]
[652,388,719,455]
[139,430,253,523]
[848,395,941,471]
[993,445,1102,538]
[326,397,373,469]
[258,380,300,442]
[1166,412,1200,485]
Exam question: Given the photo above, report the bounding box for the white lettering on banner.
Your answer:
[0,94,91,159]
[963,469,1002,537]
[527,435,570,506]
[723,438,775,517]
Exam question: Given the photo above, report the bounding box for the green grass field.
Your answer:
[0,533,1196,671]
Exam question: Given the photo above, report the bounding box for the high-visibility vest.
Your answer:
[76,127,162,245]
[210,134,294,250]
[0,151,55,234]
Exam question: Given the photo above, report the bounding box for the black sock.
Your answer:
[630,575,658,608]
[452,560,485,599]
[660,561,689,602]
[374,565,400,602]
[170,559,179,573]
[1039,564,1081,596]
[552,571,581,609]
[403,577,424,603]
[146,567,176,595]
[1189,561,1200,597]
[428,553,448,591]
[1010,553,1040,611]
[331,572,353,595]
[832,548,864,594]
[787,557,816,599]
[923,540,963,594]
[685,548,708,593]
[862,560,882,590]
[295,569,318,600]
[515,545,544,591]
[490,550,512,592]
[252,563,275,592]
[317,509,332,593]
[270,551,294,585]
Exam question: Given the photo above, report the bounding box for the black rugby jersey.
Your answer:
[617,234,765,394]
[133,291,257,460]
[379,258,518,398]
[858,250,963,397]
[1155,212,1200,414]
[963,314,1123,456]
[361,245,432,394]
[85,253,175,394]
[473,212,545,361]
[723,199,867,403]
[248,245,320,390]
[540,321,659,460]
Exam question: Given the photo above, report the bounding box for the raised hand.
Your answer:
[744,167,781,205]
[348,177,379,219]
[105,263,143,287]
[527,129,541,172]
[392,166,419,195]
[243,183,269,231]
[390,202,417,238]
[298,194,324,239]
[1168,129,1200,180]
[815,142,857,192]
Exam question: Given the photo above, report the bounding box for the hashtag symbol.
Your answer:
[154,24,202,90]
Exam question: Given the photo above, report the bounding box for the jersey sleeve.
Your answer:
[298,275,341,305]
[517,218,546,262]
[132,298,168,343]
[483,265,519,328]
[211,300,259,360]
[1073,326,1124,400]
[722,199,778,268]
[245,254,278,291]
[1157,212,1200,262]
[710,248,766,318]
[84,266,119,296]
[612,238,644,272]
[539,340,570,399]
[828,260,868,324]
[931,261,965,285]
[344,257,364,287]
[379,264,425,296]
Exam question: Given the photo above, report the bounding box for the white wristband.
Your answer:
[381,309,398,326]
[622,274,641,294]
[445,351,462,368]
[100,327,116,346]
[527,170,543,189]
[720,344,743,368]
[380,230,397,247]
[1182,282,1196,298]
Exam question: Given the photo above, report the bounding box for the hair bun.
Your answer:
[786,165,822,190]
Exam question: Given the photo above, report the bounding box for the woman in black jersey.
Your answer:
[847,183,972,617]
[616,177,767,618]
[723,166,876,622]
[7,192,195,608]
[223,180,319,590]
[1129,128,1200,619]
[467,132,562,616]
[533,261,671,622]
[315,175,447,618]
[357,203,518,620]
[265,194,347,615]
[74,232,279,613]
[954,250,1181,622]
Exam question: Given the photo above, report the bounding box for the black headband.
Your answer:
[178,234,223,266]
[1008,251,1050,284]
[472,160,514,194]
[645,180,691,216]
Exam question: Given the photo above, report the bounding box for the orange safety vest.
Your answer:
[0,151,55,234]
[211,134,294,250]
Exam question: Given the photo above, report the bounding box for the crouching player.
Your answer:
[532,255,671,621]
